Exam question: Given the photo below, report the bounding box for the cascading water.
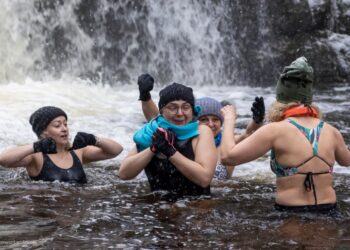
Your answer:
[0,1,350,249]
[0,0,239,85]
[2,0,349,86]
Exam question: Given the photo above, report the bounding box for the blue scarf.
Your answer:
[214,131,222,147]
[133,115,199,151]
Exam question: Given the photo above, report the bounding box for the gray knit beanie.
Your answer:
[195,97,223,124]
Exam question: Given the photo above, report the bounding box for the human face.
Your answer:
[161,100,193,126]
[198,115,222,136]
[42,116,69,146]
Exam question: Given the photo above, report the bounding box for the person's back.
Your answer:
[220,57,350,213]
[269,116,337,206]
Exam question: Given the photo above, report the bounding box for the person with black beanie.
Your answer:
[0,106,123,183]
[119,82,218,199]
[134,73,265,180]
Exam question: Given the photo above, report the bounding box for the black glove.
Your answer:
[151,128,177,158]
[33,137,57,154]
[220,100,232,107]
[251,96,265,124]
[138,73,154,101]
[72,132,96,150]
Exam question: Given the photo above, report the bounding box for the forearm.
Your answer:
[119,148,154,179]
[220,118,236,162]
[142,99,159,121]
[169,152,214,188]
[95,137,123,157]
[235,120,262,143]
[0,144,34,168]
[225,165,235,177]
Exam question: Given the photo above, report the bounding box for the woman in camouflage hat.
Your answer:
[0,106,123,183]
[220,57,350,213]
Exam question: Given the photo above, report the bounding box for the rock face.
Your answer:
[3,0,350,86]
[221,0,350,86]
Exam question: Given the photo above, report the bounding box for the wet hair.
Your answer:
[267,101,322,122]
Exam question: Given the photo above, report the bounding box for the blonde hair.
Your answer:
[267,101,322,122]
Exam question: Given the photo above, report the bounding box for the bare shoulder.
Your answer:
[254,122,282,136]
[72,148,84,161]
[324,122,344,139]
[323,121,339,131]
[192,125,213,148]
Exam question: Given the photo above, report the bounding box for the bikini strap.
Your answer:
[287,119,324,155]
[298,171,330,207]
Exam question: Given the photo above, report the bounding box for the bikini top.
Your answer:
[270,118,334,205]
[270,118,333,177]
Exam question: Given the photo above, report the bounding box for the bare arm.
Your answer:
[0,144,34,168]
[119,146,155,179]
[220,105,274,166]
[81,137,123,164]
[168,125,217,187]
[334,129,350,166]
[142,99,159,122]
[235,119,263,143]
[225,165,235,177]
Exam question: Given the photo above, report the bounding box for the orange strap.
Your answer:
[282,105,318,119]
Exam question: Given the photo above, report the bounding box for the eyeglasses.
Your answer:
[164,104,192,114]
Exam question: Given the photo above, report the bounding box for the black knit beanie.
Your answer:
[29,106,67,138]
[158,83,195,111]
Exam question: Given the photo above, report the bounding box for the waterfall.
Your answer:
[0,0,349,86]
[0,0,236,86]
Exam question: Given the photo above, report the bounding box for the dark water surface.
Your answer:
[1,167,349,249]
[1,85,350,249]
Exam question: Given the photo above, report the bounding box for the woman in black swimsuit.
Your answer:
[119,83,217,198]
[0,106,123,183]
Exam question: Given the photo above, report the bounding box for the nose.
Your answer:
[208,119,214,127]
[61,125,68,132]
[176,107,184,115]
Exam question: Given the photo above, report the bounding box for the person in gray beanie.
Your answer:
[0,106,123,184]
[134,73,265,180]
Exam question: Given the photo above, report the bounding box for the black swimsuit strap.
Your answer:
[295,155,315,168]
[295,154,332,169]
[298,171,330,207]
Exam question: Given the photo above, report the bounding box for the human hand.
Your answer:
[150,128,176,158]
[220,100,232,107]
[138,73,154,101]
[251,96,265,124]
[33,137,57,154]
[220,105,236,121]
[72,132,96,150]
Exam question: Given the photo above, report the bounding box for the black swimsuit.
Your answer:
[30,151,87,184]
[144,138,210,198]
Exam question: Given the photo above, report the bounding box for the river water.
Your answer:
[0,80,349,249]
